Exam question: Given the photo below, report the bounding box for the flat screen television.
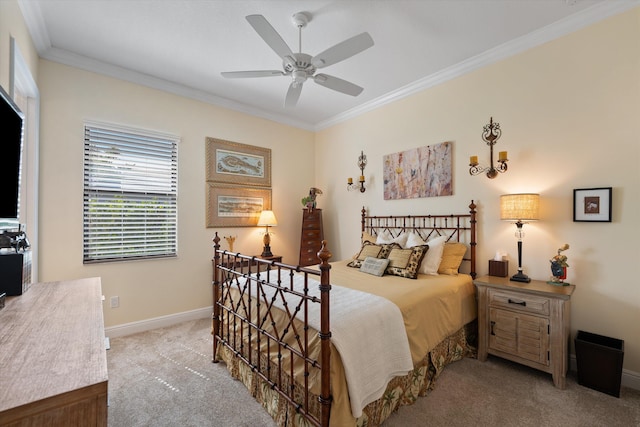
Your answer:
[0,84,25,221]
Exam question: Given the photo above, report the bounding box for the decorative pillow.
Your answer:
[438,242,467,275]
[359,256,390,277]
[347,242,398,268]
[376,229,409,247]
[404,231,426,248]
[385,245,429,279]
[361,231,376,244]
[419,235,448,275]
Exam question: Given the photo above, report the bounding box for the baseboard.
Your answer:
[570,354,640,391]
[105,306,212,338]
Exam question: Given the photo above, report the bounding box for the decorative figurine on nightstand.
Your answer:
[224,235,236,253]
[548,243,570,285]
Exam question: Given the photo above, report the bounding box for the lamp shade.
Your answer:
[257,210,278,227]
[500,193,540,221]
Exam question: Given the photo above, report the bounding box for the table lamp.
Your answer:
[257,210,278,257]
[500,193,540,283]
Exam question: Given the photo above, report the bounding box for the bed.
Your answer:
[212,201,478,427]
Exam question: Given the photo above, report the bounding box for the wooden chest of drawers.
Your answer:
[299,208,324,267]
[474,275,575,389]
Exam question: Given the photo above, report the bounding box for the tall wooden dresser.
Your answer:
[299,208,324,267]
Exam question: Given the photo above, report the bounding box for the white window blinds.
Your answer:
[83,123,178,263]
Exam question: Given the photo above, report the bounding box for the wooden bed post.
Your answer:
[469,200,477,280]
[361,206,366,234]
[317,240,333,427]
[212,232,221,363]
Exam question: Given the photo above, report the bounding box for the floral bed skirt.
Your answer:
[216,320,477,427]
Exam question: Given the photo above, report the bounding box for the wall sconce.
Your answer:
[500,193,540,283]
[347,151,367,193]
[469,117,508,179]
[257,210,277,257]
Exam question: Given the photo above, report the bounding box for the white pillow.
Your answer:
[405,231,426,248]
[376,230,408,247]
[419,235,448,275]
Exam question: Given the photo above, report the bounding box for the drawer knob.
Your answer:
[508,298,526,307]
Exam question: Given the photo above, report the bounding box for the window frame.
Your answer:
[82,121,178,263]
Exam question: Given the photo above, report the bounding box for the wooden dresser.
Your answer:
[474,275,575,389]
[299,208,324,267]
[0,277,108,426]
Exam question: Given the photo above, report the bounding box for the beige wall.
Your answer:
[37,61,315,327]
[316,8,640,373]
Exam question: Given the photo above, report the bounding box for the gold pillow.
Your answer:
[361,231,376,244]
[385,245,429,279]
[438,242,467,275]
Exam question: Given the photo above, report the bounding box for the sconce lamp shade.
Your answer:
[500,194,540,222]
[257,210,278,227]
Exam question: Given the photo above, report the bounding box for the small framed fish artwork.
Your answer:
[206,137,271,187]
[206,183,272,228]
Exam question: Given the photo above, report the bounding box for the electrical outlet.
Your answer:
[110,296,119,308]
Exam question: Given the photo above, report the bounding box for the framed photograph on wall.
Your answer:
[573,187,612,222]
[206,183,272,228]
[206,137,271,187]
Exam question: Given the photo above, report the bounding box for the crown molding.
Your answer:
[314,1,640,130]
[19,0,639,132]
[41,47,316,131]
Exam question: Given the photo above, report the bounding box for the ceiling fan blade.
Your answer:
[246,15,294,60]
[284,82,303,108]
[311,32,374,69]
[221,70,285,78]
[313,74,363,96]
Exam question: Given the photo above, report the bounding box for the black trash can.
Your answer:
[575,330,624,397]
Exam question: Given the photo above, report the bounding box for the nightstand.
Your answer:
[474,275,575,389]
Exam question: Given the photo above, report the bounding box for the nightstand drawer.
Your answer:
[489,289,550,316]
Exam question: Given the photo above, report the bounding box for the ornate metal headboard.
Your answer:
[360,201,477,279]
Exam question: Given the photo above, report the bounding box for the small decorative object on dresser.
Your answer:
[301,187,323,209]
[548,243,570,285]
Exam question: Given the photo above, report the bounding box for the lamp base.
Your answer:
[510,271,531,283]
[261,245,273,258]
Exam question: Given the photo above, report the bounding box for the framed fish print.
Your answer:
[206,137,271,187]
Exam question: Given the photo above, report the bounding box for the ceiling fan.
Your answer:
[221,12,374,108]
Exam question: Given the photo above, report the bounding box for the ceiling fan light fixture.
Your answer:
[292,70,308,84]
[222,12,374,108]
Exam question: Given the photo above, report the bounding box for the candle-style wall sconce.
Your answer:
[469,117,508,179]
[347,151,367,193]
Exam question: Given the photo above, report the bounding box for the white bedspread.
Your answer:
[244,273,414,418]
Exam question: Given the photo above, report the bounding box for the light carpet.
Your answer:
[106,318,640,427]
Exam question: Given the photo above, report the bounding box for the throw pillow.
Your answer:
[359,256,390,277]
[376,229,409,247]
[438,242,467,275]
[385,245,429,279]
[347,242,398,268]
[419,235,448,275]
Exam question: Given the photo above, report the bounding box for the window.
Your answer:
[83,123,178,263]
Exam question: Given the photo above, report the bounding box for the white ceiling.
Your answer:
[18,0,637,130]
